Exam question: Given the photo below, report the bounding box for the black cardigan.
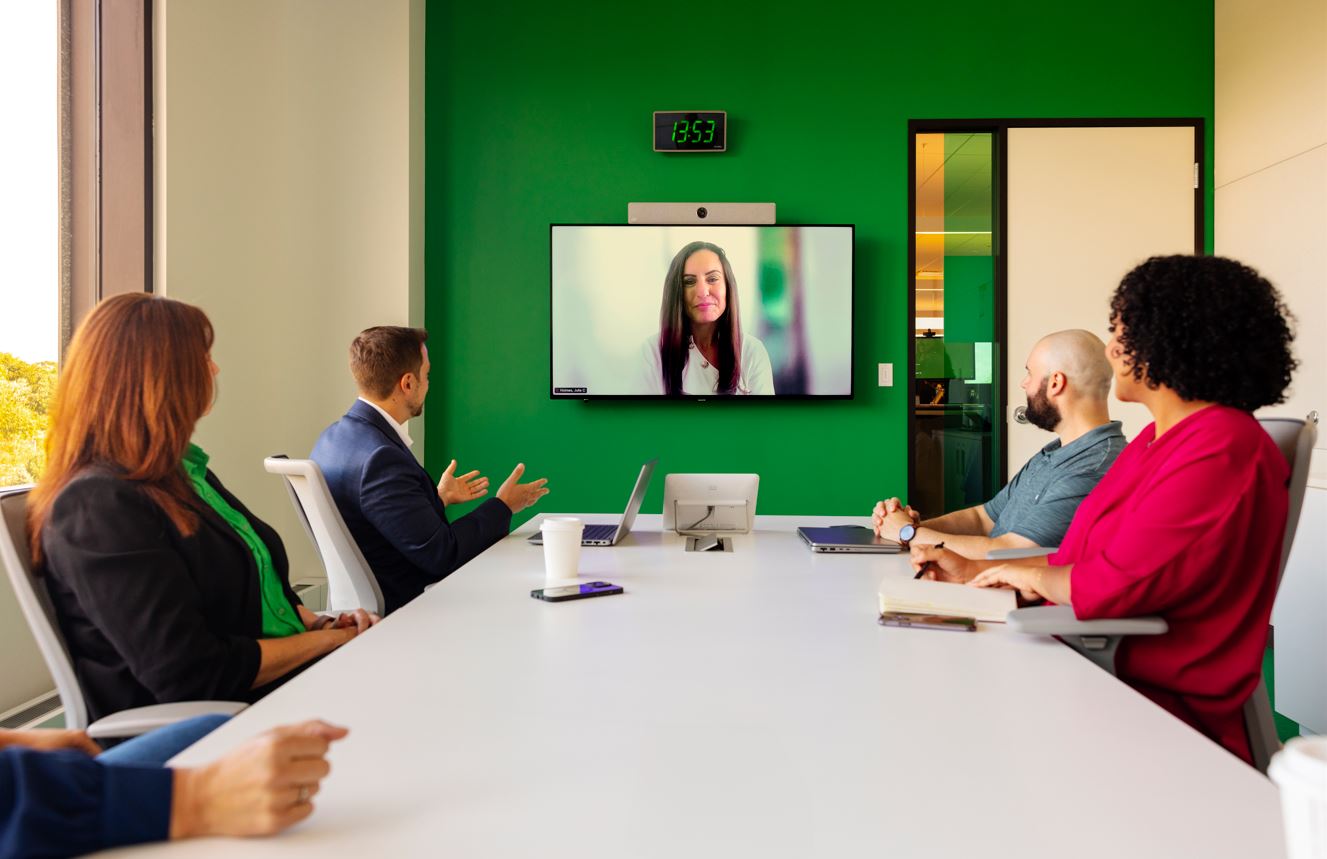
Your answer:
[38,466,303,723]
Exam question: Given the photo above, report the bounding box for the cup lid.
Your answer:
[1269,737,1327,797]
[540,516,583,531]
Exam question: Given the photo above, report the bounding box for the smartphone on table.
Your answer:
[878,612,976,632]
[530,581,623,602]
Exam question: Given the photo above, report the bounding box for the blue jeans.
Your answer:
[96,714,230,766]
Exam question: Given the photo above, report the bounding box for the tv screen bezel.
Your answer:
[548,223,856,401]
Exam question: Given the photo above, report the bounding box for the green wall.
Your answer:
[425,0,1215,525]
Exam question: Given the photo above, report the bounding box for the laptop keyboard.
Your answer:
[583,524,617,541]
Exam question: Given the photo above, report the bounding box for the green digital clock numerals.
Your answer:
[672,118,716,144]
[657,112,725,151]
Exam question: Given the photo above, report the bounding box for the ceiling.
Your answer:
[915,132,993,321]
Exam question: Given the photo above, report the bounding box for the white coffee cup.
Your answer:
[1269,736,1327,859]
[539,517,583,586]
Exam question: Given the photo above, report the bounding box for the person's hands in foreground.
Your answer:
[909,543,980,584]
[170,720,349,839]
[437,460,489,506]
[0,728,101,756]
[496,463,549,514]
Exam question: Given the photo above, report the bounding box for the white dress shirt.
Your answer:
[637,334,776,395]
[357,397,414,448]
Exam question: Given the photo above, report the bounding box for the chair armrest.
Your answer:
[1006,605,1167,675]
[1006,604,1168,636]
[86,701,249,739]
[986,546,1058,560]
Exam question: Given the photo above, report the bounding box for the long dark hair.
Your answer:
[658,241,742,395]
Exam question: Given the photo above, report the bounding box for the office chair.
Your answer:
[1007,415,1318,773]
[263,456,384,615]
[0,487,246,737]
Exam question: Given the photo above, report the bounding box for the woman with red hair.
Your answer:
[29,294,375,722]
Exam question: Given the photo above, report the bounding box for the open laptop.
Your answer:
[528,459,657,547]
[797,525,903,554]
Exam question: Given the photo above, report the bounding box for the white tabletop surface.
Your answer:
[104,515,1287,858]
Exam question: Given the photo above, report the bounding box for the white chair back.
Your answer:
[264,457,384,614]
[1246,415,1319,772]
[0,487,91,730]
[1257,416,1318,586]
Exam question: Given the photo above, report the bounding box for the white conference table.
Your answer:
[107,515,1286,858]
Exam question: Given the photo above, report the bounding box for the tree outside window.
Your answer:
[0,3,59,487]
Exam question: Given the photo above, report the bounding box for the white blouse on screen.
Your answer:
[637,334,775,395]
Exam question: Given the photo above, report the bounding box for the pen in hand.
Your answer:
[914,542,946,579]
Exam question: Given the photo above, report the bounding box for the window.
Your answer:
[0,3,59,486]
[0,0,153,488]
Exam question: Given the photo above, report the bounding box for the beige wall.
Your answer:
[0,552,53,716]
[155,0,426,582]
[1215,0,1327,480]
[2,0,425,717]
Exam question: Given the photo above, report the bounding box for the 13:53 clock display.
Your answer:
[653,111,726,152]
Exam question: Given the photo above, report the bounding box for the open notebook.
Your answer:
[878,577,1017,624]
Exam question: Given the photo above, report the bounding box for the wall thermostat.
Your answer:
[654,111,726,152]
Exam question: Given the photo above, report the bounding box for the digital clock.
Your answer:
[653,111,726,152]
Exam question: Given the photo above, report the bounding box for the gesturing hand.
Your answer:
[170,720,349,839]
[496,463,549,514]
[437,459,489,506]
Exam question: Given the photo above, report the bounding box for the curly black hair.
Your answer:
[1109,255,1297,411]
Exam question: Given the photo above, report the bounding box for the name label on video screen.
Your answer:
[654,111,726,152]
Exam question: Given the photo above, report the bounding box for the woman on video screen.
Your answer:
[639,241,775,395]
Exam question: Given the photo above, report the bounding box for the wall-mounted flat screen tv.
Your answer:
[550,224,853,399]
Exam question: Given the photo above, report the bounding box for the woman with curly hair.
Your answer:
[911,255,1298,765]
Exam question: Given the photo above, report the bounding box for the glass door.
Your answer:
[909,130,1002,515]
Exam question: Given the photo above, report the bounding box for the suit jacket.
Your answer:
[311,400,512,614]
[39,466,302,723]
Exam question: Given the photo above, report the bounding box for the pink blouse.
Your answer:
[1051,405,1289,764]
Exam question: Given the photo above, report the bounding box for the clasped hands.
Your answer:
[306,607,379,634]
[870,497,920,542]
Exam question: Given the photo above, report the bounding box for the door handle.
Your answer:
[1014,405,1029,425]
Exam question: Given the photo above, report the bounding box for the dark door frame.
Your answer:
[905,117,1205,511]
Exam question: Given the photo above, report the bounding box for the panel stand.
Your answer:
[685,536,733,553]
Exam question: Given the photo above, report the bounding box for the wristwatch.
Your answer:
[898,523,917,544]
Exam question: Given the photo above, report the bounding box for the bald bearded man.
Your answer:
[874,329,1125,558]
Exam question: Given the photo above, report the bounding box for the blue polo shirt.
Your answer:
[984,421,1127,548]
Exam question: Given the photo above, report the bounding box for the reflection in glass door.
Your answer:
[909,131,1001,515]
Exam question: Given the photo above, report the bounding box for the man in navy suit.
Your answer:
[312,326,549,614]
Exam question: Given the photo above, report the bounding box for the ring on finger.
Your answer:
[298,785,310,803]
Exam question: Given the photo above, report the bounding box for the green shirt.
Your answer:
[182,444,304,638]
